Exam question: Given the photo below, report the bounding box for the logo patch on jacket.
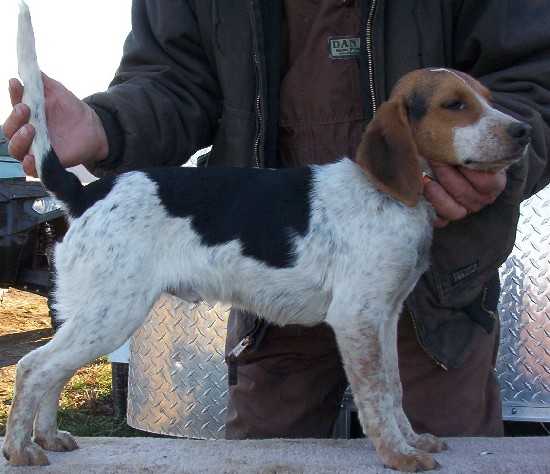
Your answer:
[328,36,361,59]
[451,261,479,285]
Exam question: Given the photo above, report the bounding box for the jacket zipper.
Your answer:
[408,308,449,371]
[365,0,378,117]
[226,317,265,361]
[253,89,263,168]
[227,335,253,359]
[249,0,264,168]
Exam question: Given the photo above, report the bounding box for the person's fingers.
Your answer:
[2,103,31,139]
[7,124,35,161]
[41,71,55,87]
[432,165,486,213]
[459,167,506,200]
[433,217,450,228]
[22,155,38,178]
[9,78,24,107]
[423,179,469,222]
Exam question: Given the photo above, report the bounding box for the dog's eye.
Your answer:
[441,100,466,111]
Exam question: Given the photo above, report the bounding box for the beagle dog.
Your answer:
[3,4,530,472]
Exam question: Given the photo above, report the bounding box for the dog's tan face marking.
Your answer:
[396,68,530,170]
[357,68,531,206]
[404,73,485,165]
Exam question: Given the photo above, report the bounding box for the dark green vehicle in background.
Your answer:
[0,128,66,316]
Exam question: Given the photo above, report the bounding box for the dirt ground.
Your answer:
[0,288,52,405]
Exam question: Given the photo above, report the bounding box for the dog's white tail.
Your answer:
[17,0,48,179]
[17,1,84,215]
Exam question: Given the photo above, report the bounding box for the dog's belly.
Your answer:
[177,257,333,327]
[228,285,331,326]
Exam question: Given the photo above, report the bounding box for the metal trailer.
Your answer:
[124,187,550,439]
[497,187,550,424]
[126,296,230,438]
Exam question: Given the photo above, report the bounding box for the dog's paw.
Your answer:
[2,441,49,466]
[34,430,79,452]
[378,445,440,472]
[410,433,448,453]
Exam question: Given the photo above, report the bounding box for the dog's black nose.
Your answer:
[507,122,532,146]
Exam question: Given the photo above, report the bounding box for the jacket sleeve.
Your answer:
[453,0,550,202]
[416,1,550,313]
[84,0,221,175]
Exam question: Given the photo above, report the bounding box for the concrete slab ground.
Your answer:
[1,437,549,473]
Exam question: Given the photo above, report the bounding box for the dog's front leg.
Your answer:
[329,312,439,472]
[383,315,447,454]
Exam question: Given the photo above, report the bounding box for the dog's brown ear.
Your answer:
[355,100,423,207]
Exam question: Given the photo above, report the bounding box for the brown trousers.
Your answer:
[225,312,503,439]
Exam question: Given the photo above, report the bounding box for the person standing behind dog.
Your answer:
[4,1,550,439]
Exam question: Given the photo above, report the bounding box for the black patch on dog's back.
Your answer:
[146,167,313,268]
[77,176,118,215]
[41,147,118,218]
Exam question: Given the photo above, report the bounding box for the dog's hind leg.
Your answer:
[33,373,78,452]
[2,344,55,466]
[2,291,158,466]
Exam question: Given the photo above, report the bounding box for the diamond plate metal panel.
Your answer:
[127,293,230,438]
[497,186,550,422]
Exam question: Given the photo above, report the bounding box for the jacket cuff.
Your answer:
[84,102,125,176]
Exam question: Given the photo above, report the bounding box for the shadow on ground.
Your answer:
[0,328,52,367]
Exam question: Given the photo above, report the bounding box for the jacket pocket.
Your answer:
[462,274,500,334]
[406,271,501,369]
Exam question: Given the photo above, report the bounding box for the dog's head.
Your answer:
[356,68,531,206]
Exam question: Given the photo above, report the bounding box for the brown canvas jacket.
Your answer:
[85,0,550,369]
